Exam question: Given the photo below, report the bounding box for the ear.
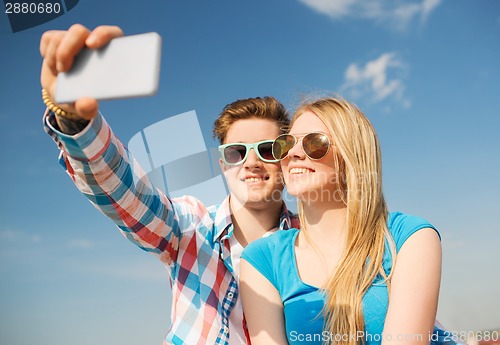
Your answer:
[219,158,228,173]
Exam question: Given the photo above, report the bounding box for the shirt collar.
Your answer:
[279,201,298,230]
[214,195,298,242]
[214,195,234,241]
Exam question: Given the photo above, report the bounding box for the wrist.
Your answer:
[41,89,84,122]
[53,112,90,135]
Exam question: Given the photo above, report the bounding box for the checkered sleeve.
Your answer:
[43,110,203,272]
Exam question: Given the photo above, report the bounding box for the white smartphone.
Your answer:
[55,32,162,103]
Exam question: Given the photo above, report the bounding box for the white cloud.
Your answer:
[0,229,43,260]
[68,238,94,249]
[297,0,443,30]
[0,228,42,243]
[0,229,18,241]
[298,0,356,18]
[63,260,167,282]
[421,0,442,21]
[341,52,410,107]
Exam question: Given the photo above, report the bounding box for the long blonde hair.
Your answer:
[292,97,394,344]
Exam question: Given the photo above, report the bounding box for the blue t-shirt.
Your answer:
[242,212,455,345]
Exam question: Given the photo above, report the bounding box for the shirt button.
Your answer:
[227,292,234,299]
[224,326,230,334]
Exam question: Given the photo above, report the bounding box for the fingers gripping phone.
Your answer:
[55,32,162,103]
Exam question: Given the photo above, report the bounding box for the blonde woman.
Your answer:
[240,97,456,345]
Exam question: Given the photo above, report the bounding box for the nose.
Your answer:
[243,148,263,169]
[287,137,305,160]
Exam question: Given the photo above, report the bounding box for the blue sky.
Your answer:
[1,1,499,344]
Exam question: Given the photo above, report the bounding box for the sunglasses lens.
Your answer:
[257,142,275,161]
[303,133,330,159]
[273,135,295,160]
[223,145,247,165]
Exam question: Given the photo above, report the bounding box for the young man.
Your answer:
[40,24,298,345]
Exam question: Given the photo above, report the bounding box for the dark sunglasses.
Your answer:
[219,140,278,166]
[272,132,333,160]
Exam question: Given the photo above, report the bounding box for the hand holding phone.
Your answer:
[40,25,162,120]
[55,32,162,104]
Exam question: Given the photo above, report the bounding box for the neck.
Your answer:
[301,197,348,247]
[229,196,283,247]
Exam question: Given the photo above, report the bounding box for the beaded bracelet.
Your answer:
[41,89,83,121]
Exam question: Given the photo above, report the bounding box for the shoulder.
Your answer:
[242,228,299,292]
[243,228,298,260]
[242,228,298,271]
[387,211,440,252]
[169,195,221,239]
[170,195,213,217]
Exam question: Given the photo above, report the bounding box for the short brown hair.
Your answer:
[213,96,289,144]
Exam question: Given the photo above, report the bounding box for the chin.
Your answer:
[289,185,329,204]
[284,183,309,198]
[243,200,273,210]
[248,190,282,206]
[230,187,280,208]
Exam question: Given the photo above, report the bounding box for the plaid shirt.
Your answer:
[44,111,299,345]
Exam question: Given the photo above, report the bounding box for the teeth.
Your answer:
[290,168,312,174]
[246,177,263,182]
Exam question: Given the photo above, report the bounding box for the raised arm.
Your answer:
[382,228,442,345]
[240,259,289,345]
[40,24,202,272]
[40,24,123,126]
